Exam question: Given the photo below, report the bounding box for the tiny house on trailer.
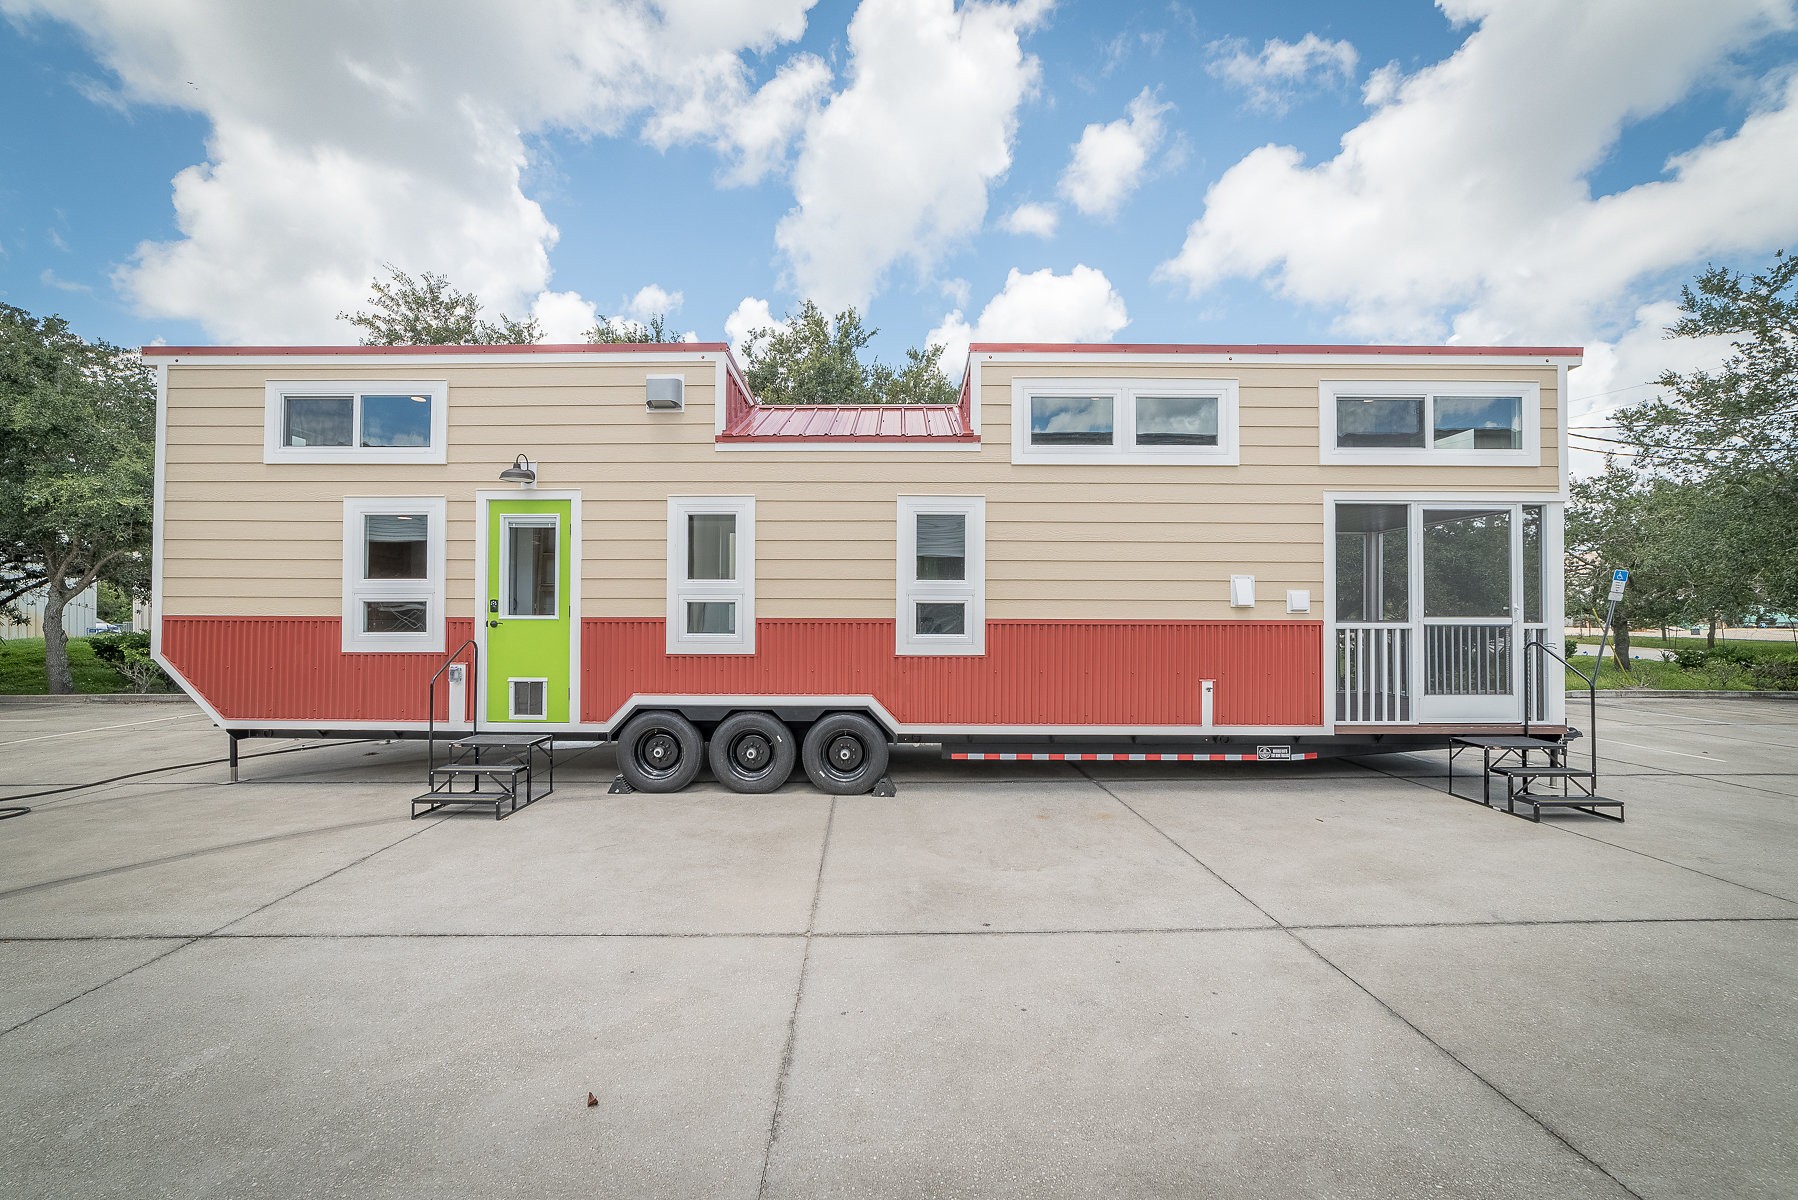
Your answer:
[146,340,1578,795]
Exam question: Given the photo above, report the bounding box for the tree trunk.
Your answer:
[1610,607,1631,673]
[42,586,75,694]
[1706,619,1717,649]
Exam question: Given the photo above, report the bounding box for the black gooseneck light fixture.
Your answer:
[499,453,537,487]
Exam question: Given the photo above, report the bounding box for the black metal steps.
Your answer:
[413,731,555,821]
[1507,792,1626,823]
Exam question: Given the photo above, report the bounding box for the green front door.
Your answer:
[485,497,574,725]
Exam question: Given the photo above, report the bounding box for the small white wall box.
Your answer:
[1230,575,1255,608]
[1286,589,1311,614]
[645,376,685,411]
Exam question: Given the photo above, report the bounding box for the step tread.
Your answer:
[432,763,528,775]
[413,790,516,802]
[1513,793,1624,806]
[1489,765,1595,778]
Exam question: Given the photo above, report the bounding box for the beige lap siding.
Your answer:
[157,353,1564,623]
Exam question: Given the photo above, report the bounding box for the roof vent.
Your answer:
[646,376,684,411]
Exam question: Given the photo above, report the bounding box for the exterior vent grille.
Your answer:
[646,376,684,411]
[509,678,547,720]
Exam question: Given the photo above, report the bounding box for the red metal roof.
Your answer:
[720,402,975,443]
[141,342,729,356]
[968,342,1584,357]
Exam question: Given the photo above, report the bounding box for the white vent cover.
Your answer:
[645,376,685,411]
[509,678,547,720]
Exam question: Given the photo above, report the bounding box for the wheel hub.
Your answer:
[735,733,769,769]
[829,735,864,771]
[643,732,677,767]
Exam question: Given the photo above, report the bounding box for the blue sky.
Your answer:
[2,0,1796,450]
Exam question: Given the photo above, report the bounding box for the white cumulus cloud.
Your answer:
[1207,33,1359,113]
[927,264,1129,375]
[724,295,785,350]
[775,0,1051,312]
[1001,201,1060,238]
[5,0,824,342]
[1158,0,1798,348]
[531,290,599,342]
[1058,88,1171,219]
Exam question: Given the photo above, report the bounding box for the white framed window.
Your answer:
[1010,377,1239,465]
[341,496,447,653]
[265,380,448,464]
[1319,380,1540,465]
[667,496,755,654]
[897,496,985,656]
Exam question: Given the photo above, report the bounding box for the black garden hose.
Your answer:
[0,739,380,817]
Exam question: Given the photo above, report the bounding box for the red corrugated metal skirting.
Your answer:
[160,616,1320,728]
[162,617,475,723]
[580,618,1320,727]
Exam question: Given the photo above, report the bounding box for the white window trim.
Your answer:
[897,496,986,656]
[1010,377,1239,465]
[666,496,755,654]
[1319,380,1540,466]
[499,514,560,621]
[341,496,447,654]
[265,380,448,464]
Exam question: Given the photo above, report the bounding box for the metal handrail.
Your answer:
[1522,637,1597,781]
[427,638,479,779]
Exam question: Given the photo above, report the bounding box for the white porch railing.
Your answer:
[1423,623,1511,697]
[1336,624,1411,723]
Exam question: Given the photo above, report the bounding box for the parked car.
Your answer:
[87,622,124,634]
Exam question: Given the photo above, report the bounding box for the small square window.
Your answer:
[1030,395,1113,446]
[1337,396,1425,448]
[284,395,352,447]
[668,497,754,654]
[360,393,434,448]
[1135,396,1219,446]
[365,514,428,579]
[1433,395,1522,450]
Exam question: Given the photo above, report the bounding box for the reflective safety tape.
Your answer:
[947,751,1318,762]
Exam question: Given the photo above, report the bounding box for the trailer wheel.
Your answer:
[708,712,796,794]
[615,711,703,793]
[802,713,890,795]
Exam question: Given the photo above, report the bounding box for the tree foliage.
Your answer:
[585,313,682,344]
[1567,249,1798,663]
[740,301,958,405]
[338,264,542,345]
[0,305,155,692]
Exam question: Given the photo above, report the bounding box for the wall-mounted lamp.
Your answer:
[499,454,537,487]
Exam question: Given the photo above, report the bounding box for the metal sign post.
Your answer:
[1595,569,1627,671]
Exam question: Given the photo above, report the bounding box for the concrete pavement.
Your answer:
[1,696,1794,1198]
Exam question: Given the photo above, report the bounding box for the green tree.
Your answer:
[584,313,681,344]
[1610,250,1798,614]
[740,301,958,405]
[0,305,155,693]
[338,264,542,345]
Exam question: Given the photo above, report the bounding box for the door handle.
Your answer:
[487,619,501,628]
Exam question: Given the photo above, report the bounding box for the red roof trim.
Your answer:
[141,342,729,357]
[967,342,1584,358]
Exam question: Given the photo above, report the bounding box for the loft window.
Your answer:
[1012,378,1239,464]
[1320,381,1538,464]
[265,380,448,464]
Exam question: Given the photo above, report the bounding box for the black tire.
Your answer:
[708,712,797,794]
[801,712,890,795]
[615,711,703,793]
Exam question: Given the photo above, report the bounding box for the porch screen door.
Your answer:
[1418,507,1516,721]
